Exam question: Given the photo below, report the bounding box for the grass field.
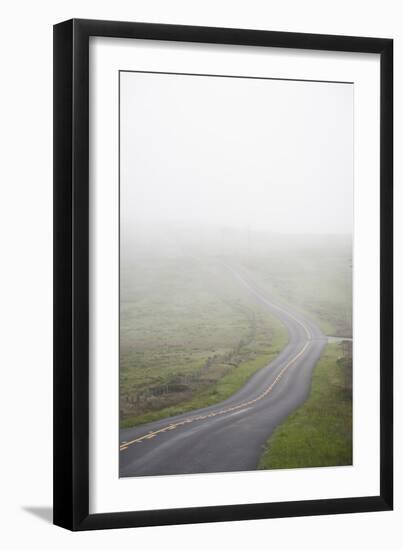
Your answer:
[258,341,353,470]
[120,232,352,440]
[120,257,288,428]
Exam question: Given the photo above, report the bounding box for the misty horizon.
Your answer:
[120,71,353,242]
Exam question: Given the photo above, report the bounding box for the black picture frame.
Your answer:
[53,18,393,531]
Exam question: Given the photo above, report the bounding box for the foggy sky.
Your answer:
[120,71,353,238]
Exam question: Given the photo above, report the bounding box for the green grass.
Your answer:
[258,342,352,470]
[121,312,288,428]
[120,257,289,428]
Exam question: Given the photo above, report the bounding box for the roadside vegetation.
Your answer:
[120,257,288,428]
[258,341,353,470]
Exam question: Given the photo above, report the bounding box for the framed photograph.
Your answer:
[53,19,393,530]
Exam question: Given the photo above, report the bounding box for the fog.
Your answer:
[119,71,353,439]
[120,70,353,254]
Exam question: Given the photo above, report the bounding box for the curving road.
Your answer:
[120,266,327,477]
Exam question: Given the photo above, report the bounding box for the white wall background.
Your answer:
[0,0,400,547]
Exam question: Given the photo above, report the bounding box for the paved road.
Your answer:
[120,267,327,477]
